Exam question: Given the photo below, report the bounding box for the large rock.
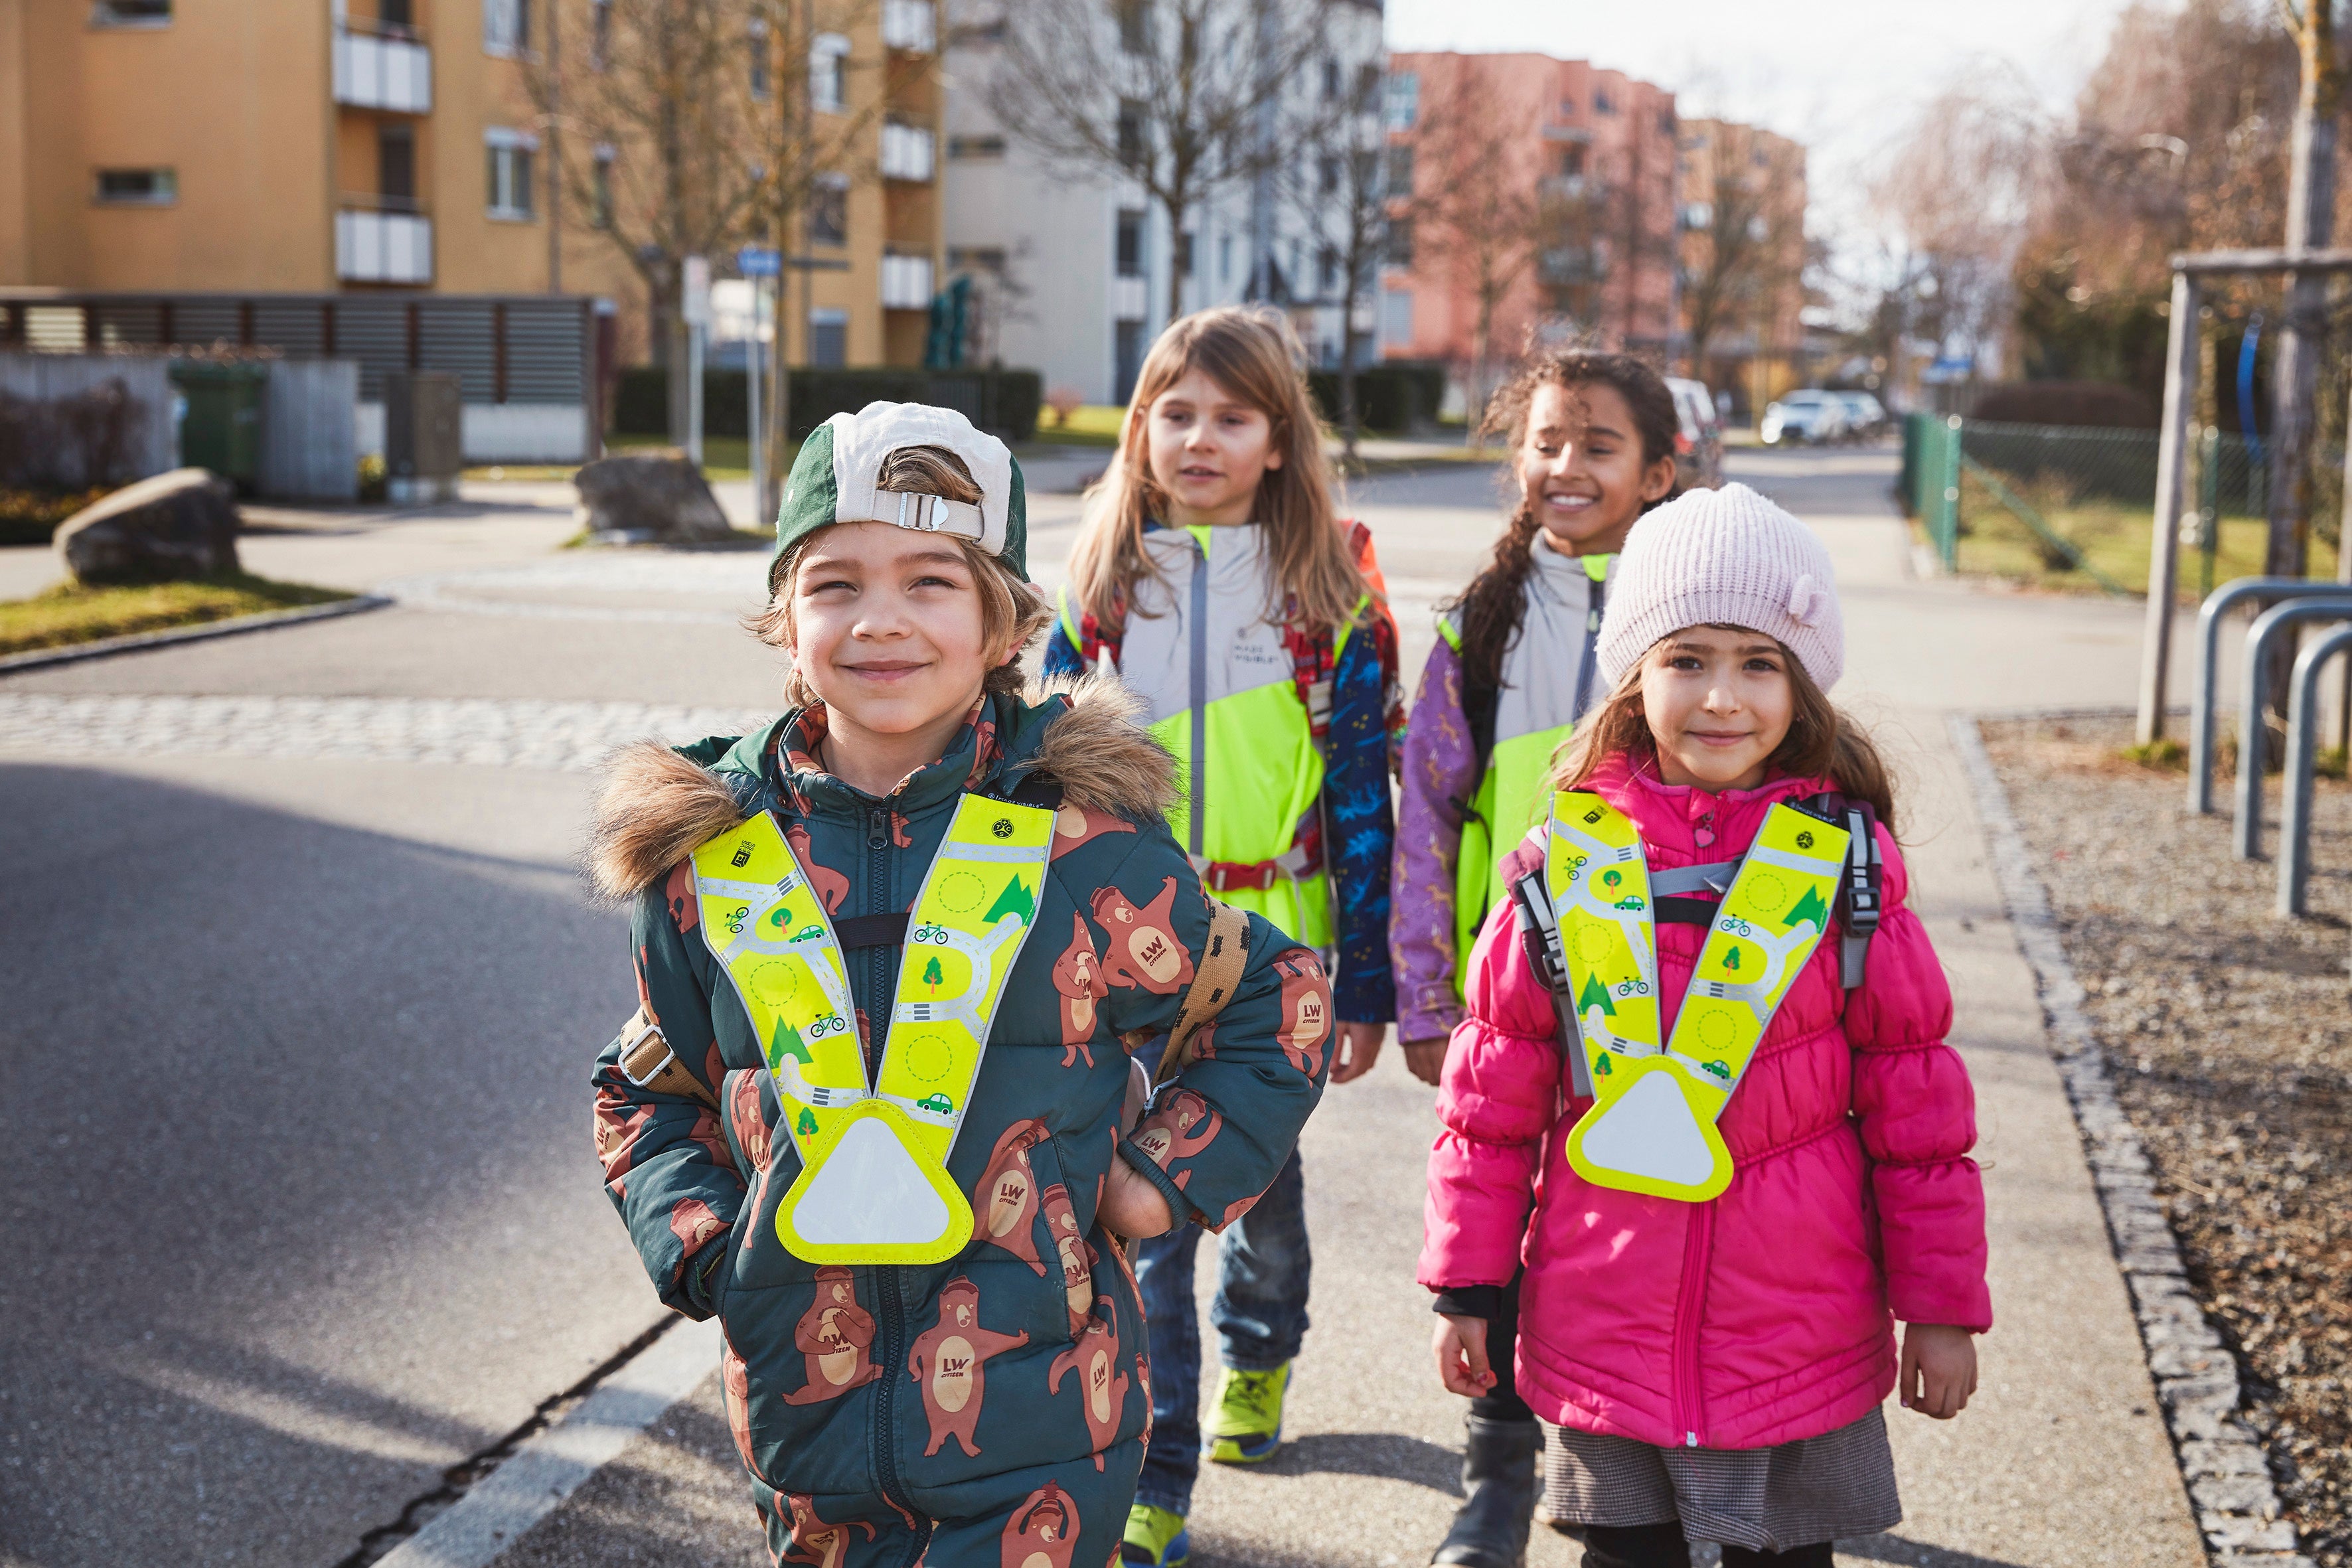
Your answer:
[54,467,240,585]
[573,451,734,543]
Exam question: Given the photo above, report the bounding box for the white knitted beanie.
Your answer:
[1594,482,1844,692]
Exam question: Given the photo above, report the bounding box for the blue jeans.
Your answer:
[1132,1148,1310,1516]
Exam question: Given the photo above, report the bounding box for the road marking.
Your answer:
[372,1317,720,1568]
[0,694,769,773]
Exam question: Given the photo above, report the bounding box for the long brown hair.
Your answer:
[1550,629,1899,830]
[1451,351,1680,700]
[1068,306,1368,633]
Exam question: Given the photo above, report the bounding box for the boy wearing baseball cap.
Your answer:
[586,403,1335,1567]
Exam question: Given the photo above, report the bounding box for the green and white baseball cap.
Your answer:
[773,400,1029,578]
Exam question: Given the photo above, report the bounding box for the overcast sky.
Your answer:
[1385,0,2144,248]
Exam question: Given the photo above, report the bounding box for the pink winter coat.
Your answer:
[1420,755,1992,1450]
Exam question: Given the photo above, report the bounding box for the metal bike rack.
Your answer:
[2233,593,2352,860]
[2278,623,2352,915]
[2190,578,2321,815]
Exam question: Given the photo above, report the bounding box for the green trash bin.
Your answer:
[169,360,269,493]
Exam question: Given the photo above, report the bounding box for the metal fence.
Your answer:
[1904,412,2286,597]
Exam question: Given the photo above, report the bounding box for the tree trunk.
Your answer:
[2263,0,2341,720]
[1162,186,1188,331]
[1338,321,1362,462]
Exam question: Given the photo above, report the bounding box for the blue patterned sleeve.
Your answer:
[1326,623,1397,1024]
[1040,589,1089,681]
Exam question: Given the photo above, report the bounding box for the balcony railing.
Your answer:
[880,121,935,183]
[880,252,934,310]
[333,25,432,113]
[337,207,433,283]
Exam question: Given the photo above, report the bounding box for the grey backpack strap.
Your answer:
[1506,870,1594,1100]
[1837,800,1883,990]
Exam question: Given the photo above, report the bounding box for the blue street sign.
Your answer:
[738,246,782,277]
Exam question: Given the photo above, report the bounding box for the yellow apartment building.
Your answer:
[1676,118,1810,417]
[0,0,944,373]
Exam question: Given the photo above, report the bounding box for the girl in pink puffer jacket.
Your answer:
[1421,485,1991,1568]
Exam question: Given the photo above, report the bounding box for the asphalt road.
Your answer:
[0,447,2204,1568]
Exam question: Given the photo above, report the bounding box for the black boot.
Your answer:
[1432,1416,1543,1568]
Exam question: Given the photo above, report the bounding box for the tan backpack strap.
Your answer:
[1154,898,1253,1088]
[616,1008,722,1113]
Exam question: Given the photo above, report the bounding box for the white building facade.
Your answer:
[943,1,1389,406]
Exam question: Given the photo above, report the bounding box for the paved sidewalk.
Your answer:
[442,449,2208,1568]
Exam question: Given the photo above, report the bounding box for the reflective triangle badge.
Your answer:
[1565,1056,1734,1202]
[773,1101,975,1265]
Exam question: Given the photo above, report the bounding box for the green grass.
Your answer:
[1027,404,1127,448]
[465,434,782,484]
[1925,469,2339,600]
[0,572,351,656]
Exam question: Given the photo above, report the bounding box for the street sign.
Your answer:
[738,246,782,278]
[682,254,712,326]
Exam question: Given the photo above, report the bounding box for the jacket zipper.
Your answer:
[1671,1200,1714,1447]
[858,803,925,1549]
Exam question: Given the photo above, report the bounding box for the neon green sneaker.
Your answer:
[1202,1363,1291,1464]
[1122,1503,1190,1568]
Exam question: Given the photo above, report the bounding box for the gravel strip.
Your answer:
[1972,710,2349,1567]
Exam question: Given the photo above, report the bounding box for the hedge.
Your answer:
[615,366,1042,443]
[1307,360,1449,434]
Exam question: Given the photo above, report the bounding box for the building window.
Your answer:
[948,134,1006,159]
[1117,100,1146,173]
[486,129,537,219]
[94,167,176,204]
[483,0,530,56]
[1115,209,1145,278]
[1115,0,1149,54]
[1175,230,1194,277]
[591,145,616,228]
[1384,145,1413,195]
[1318,155,1340,196]
[1219,234,1233,284]
[808,173,848,247]
[1318,243,1339,294]
[749,19,771,100]
[1381,287,1413,345]
[1114,319,1146,404]
[1383,70,1417,130]
[1320,57,1342,101]
[90,0,171,25]
[378,125,417,209]
[1558,96,1578,119]
[1559,145,1585,179]
[810,32,850,113]
[1383,217,1412,268]
[589,0,610,67]
[809,308,848,368]
[1594,87,1616,115]
[1355,63,1381,113]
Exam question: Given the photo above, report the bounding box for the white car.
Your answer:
[1833,390,1889,440]
[1760,390,1849,447]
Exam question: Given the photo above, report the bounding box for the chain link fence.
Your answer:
[1901,412,2309,599]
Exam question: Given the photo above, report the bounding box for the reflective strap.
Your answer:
[1191,840,1319,894]
[1648,860,1739,897]
[1056,584,1084,660]
[1571,567,1607,722]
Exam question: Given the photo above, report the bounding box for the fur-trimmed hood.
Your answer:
[588,672,1174,902]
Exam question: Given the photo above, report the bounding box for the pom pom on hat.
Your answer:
[1593,483,1844,692]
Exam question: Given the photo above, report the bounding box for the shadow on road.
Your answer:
[0,760,653,1568]
[1251,1431,1466,1496]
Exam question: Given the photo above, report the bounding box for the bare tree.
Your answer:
[1276,63,1387,458]
[524,0,876,463]
[1679,123,1806,388]
[980,0,1337,327]
[1406,56,1551,425]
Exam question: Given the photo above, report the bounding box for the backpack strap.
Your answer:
[1505,869,1594,1099]
[1797,792,1883,990]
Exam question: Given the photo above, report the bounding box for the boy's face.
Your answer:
[790,522,1002,744]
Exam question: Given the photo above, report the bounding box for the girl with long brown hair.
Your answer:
[1042,306,1401,1568]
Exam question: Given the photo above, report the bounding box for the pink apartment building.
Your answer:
[1380,51,1680,384]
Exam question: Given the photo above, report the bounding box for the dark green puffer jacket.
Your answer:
[587,678,1332,1544]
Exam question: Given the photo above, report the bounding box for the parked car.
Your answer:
[1664,376,1724,489]
[1833,390,1890,440]
[1760,389,1849,446]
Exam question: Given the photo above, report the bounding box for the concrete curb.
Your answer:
[0,593,391,676]
[370,1316,720,1568]
[1948,713,2312,1568]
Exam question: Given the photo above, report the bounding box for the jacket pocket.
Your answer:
[1024,1133,1099,1344]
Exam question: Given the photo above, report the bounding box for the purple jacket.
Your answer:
[1392,635,1479,1044]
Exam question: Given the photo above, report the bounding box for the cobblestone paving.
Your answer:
[0,694,771,773]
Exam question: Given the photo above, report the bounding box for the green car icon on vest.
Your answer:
[913,1093,955,1116]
